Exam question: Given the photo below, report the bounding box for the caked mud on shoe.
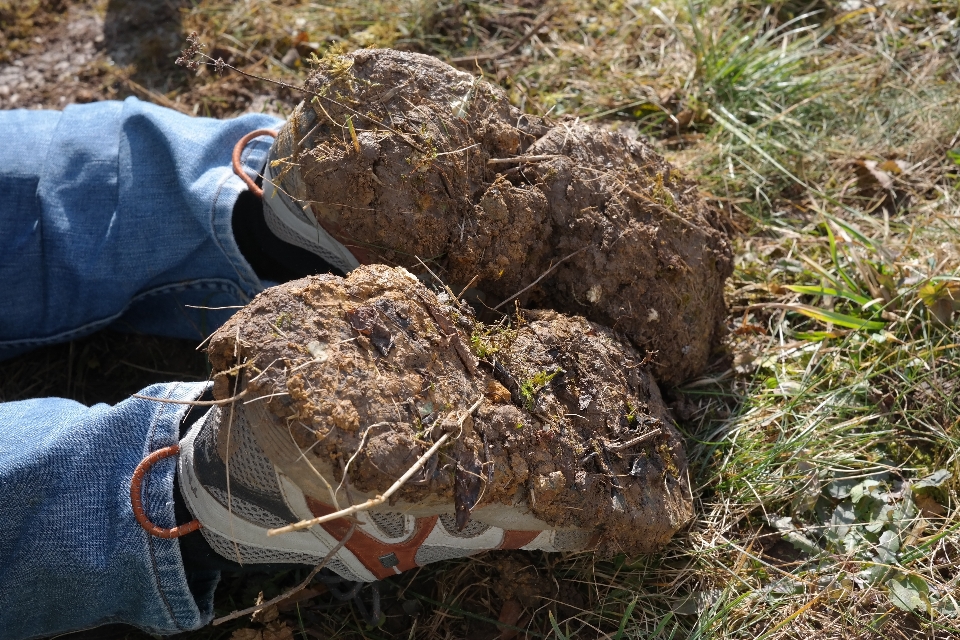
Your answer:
[263,48,732,384]
[199,265,691,580]
[179,403,584,582]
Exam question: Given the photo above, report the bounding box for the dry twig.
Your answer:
[268,395,485,536]
[492,246,589,311]
[212,523,357,625]
[451,8,557,66]
[605,428,662,451]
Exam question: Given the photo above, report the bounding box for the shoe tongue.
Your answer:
[261,161,361,274]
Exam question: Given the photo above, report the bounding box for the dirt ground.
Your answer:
[0,0,293,116]
[208,265,693,555]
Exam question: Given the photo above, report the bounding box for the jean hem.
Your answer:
[0,279,250,353]
[140,381,219,634]
[208,128,278,300]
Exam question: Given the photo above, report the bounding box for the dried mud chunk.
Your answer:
[285,49,529,265]
[448,176,551,293]
[278,49,730,384]
[485,310,691,553]
[514,124,732,385]
[207,266,692,555]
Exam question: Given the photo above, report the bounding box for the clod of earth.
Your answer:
[208,266,693,555]
[271,48,733,385]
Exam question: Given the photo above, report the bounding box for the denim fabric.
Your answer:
[0,99,285,638]
[0,382,216,639]
[0,98,283,359]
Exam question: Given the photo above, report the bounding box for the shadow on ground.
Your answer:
[103,0,190,93]
[0,331,207,406]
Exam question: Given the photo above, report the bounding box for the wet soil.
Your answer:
[276,48,733,385]
[208,265,692,555]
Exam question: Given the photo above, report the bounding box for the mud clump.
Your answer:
[208,266,692,555]
[273,48,732,384]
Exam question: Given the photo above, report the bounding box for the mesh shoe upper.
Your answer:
[261,112,362,274]
[178,405,595,582]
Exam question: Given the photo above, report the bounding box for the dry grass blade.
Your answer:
[450,7,558,66]
[132,387,251,406]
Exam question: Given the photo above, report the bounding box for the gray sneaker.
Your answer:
[177,401,595,582]
[232,124,363,275]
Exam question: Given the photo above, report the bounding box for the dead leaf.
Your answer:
[675,108,694,129]
[877,159,904,175]
[251,603,279,624]
[768,282,786,295]
[497,598,524,640]
[855,159,895,191]
[263,621,294,640]
[919,281,960,325]
[346,305,394,356]
[916,493,946,519]
[852,159,909,213]
[230,630,262,640]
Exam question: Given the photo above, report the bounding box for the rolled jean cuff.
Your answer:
[0,98,284,358]
[0,381,217,639]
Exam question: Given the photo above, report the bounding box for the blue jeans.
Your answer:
[0,98,283,639]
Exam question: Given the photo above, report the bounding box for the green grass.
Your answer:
[3,0,960,638]
[519,368,561,410]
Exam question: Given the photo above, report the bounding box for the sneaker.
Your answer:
[183,264,690,578]
[231,48,733,387]
[177,401,597,582]
[232,124,365,276]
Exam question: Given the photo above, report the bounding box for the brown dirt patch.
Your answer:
[273,48,732,384]
[208,265,692,555]
[0,0,293,116]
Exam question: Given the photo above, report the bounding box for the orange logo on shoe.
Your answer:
[305,497,541,579]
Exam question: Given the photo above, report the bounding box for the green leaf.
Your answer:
[671,590,719,616]
[935,593,959,618]
[912,469,953,502]
[850,479,881,504]
[788,304,886,331]
[764,577,804,600]
[947,148,960,166]
[613,597,638,640]
[875,530,899,564]
[826,477,860,499]
[826,502,856,545]
[823,222,861,294]
[785,284,873,306]
[793,330,845,341]
[914,469,952,489]
[548,611,569,640]
[919,281,955,324]
[858,563,888,586]
[886,574,929,613]
[824,214,878,251]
